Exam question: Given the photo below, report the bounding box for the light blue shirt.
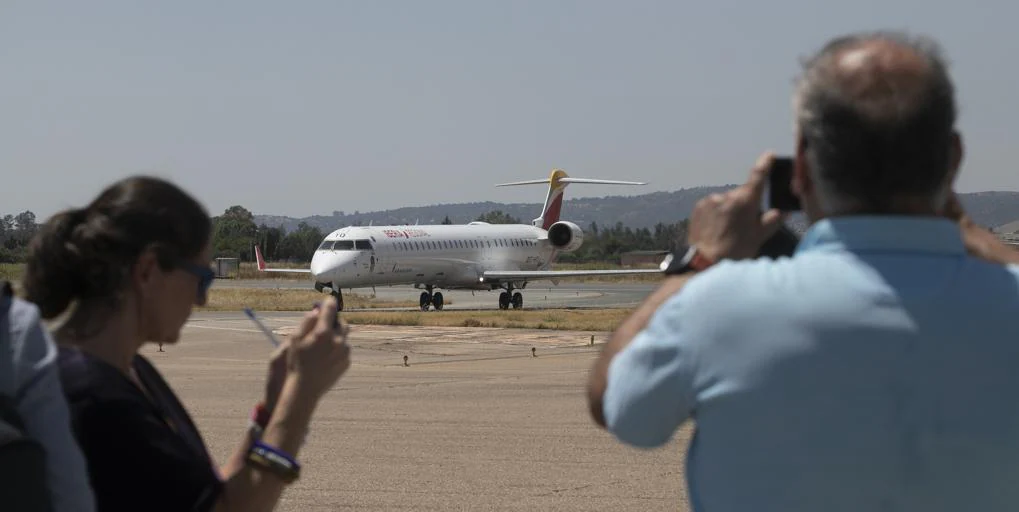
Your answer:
[1,294,96,512]
[603,216,1019,511]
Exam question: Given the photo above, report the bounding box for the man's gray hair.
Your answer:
[792,31,957,213]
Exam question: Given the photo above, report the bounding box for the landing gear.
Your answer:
[331,289,344,311]
[419,285,444,311]
[317,282,345,311]
[498,287,523,310]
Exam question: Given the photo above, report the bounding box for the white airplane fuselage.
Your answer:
[309,222,554,291]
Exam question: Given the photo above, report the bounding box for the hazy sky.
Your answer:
[4,1,1018,221]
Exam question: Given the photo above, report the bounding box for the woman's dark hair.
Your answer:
[21,176,212,338]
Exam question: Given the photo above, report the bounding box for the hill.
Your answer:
[253,187,1019,234]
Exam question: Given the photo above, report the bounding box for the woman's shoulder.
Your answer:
[56,346,140,408]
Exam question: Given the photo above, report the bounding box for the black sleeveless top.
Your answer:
[58,347,223,511]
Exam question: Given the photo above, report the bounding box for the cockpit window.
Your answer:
[354,240,373,250]
[333,240,355,250]
[318,240,334,250]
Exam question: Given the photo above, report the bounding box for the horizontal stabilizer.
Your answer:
[495,177,647,187]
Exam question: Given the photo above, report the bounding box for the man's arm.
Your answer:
[587,273,696,428]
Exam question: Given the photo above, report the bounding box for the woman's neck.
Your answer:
[58,312,141,375]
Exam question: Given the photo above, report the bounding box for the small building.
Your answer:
[214,257,240,278]
[619,250,669,267]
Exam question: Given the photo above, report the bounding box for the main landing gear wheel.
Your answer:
[419,286,443,311]
[498,288,524,310]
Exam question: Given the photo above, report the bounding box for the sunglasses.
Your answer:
[178,262,215,300]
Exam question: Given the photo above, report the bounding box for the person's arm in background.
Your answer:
[10,298,96,512]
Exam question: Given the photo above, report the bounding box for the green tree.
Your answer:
[254,224,286,261]
[278,222,323,263]
[211,205,258,261]
[475,210,521,224]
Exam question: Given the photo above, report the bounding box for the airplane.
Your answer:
[254,168,664,311]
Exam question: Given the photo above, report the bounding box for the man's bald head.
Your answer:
[792,31,959,215]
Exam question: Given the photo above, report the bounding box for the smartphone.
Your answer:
[767,157,801,212]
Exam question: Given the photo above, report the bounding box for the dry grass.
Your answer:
[342,309,631,332]
[196,288,421,311]
[198,287,628,331]
[0,263,23,282]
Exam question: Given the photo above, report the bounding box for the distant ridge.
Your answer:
[253,186,1019,234]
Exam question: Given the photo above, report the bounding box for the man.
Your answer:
[587,31,1019,511]
[1,282,96,511]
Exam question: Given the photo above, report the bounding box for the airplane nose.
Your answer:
[310,253,331,280]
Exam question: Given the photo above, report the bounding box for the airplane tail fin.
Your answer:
[496,169,646,230]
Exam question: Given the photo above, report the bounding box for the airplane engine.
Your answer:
[546,221,584,252]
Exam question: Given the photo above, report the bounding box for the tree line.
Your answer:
[0,206,689,265]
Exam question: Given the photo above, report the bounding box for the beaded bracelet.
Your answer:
[246,440,301,483]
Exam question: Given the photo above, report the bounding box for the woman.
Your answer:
[20,176,351,512]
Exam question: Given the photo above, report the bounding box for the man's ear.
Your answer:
[944,131,964,189]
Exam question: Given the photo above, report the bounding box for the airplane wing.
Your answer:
[254,245,312,273]
[480,268,662,282]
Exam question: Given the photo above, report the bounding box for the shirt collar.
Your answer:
[795,215,966,256]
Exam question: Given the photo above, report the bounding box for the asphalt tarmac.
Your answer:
[155,312,692,511]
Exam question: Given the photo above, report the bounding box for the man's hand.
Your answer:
[943,191,1019,265]
[687,152,787,261]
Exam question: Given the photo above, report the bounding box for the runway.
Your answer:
[158,313,690,511]
[212,278,659,310]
